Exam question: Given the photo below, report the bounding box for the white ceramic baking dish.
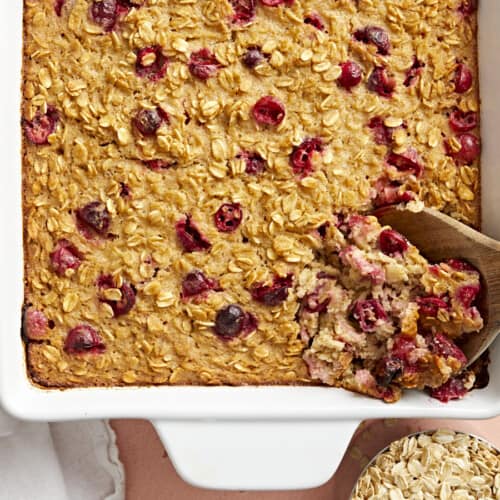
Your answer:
[1,1,499,492]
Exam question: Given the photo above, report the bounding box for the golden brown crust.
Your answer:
[22,0,480,391]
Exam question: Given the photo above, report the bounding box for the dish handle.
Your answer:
[152,419,360,490]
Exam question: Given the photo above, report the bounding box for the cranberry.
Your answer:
[135,46,168,81]
[449,109,478,133]
[260,0,294,5]
[317,221,330,238]
[90,0,119,31]
[378,229,408,256]
[181,270,220,299]
[214,304,257,339]
[50,239,83,276]
[214,203,243,233]
[23,308,48,339]
[76,202,111,237]
[142,159,173,170]
[175,216,212,252]
[372,177,415,208]
[459,0,477,16]
[376,356,403,387]
[237,151,266,175]
[119,182,131,198]
[367,67,396,98]
[188,48,221,80]
[231,0,256,25]
[368,116,393,145]
[338,61,363,90]
[417,296,449,317]
[23,106,59,145]
[456,284,481,309]
[391,335,416,363]
[242,46,265,68]
[427,332,467,365]
[97,275,136,316]
[454,63,473,93]
[352,299,387,332]
[446,133,480,164]
[55,0,65,16]
[354,26,391,55]
[446,258,478,273]
[304,13,325,31]
[430,377,468,403]
[133,107,168,136]
[64,325,105,355]
[404,57,425,87]
[89,0,141,30]
[251,274,293,306]
[290,137,323,178]
[252,96,286,126]
[302,291,330,313]
[386,148,424,177]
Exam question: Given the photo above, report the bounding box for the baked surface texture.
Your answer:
[22,0,481,397]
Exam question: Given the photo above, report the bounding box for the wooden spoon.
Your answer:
[375,206,500,367]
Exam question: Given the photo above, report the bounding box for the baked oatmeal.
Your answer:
[22,0,484,401]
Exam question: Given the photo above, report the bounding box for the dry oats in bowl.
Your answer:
[351,429,500,500]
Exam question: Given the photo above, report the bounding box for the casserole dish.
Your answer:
[1,0,499,491]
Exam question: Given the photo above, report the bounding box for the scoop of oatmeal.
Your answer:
[297,214,483,403]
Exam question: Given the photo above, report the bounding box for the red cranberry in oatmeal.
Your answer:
[455,284,481,309]
[354,26,391,55]
[446,258,478,274]
[214,305,257,339]
[76,202,111,237]
[352,299,387,332]
[417,296,449,318]
[23,106,59,145]
[231,0,257,25]
[372,177,415,208]
[367,67,396,98]
[454,63,473,93]
[142,159,173,171]
[260,0,294,6]
[403,57,425,87]
[338,61,363,90]
[188,49,221,80]
[50,239,83,276]
[237,151,267,175]
[449,109,478,133]
[182,270,220,299]
[304,13,325,31]
[135,46,168,81]
[430,376,468,402]
[133,107,168,136]
[214,203,243,232]
[251,274,293,306]
[290,138,323,178]
[446,133,480,165]
[368,117,394,145]
[242,46,265,68]
[427,332,467,366]
[97,275,136,316]
[64,325,106,355]
[175,216,212,252]
[378,229,408,256]
[252,96,286,126]
[386,148,424,177]
[54,0,65,16]
[24,308,48,339]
